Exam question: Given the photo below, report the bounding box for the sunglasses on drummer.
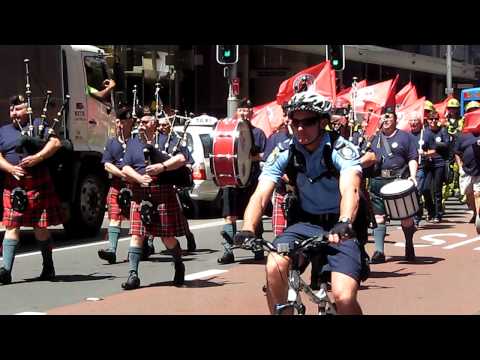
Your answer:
[290,117,320,129]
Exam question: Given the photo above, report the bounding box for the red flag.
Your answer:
[462,108,480,134]
[434,95,454,125]
[396,97,426,132]
[382,74,399,112]
[310,61,336,101]
[336,80,367,104]
[354,78,395,115]
[395,82,418,108]
[276,62,327,105]
[251,101,286,138]
[363,111,383,138]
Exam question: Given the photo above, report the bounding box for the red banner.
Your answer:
[251,101,286,138]
[311,61,336,101]
[396,81,418,108]
[396,97,426,132]
[336,80,367,104]
[276,62,327,105]
[462,109,480,134]
[434,95,454,125]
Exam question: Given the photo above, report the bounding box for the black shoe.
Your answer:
[217,252,234,265]
[173,262,185,286]
[370,251,386,264]
[121,271,140,290]
[38,266,55,281]
[0,267,12,285]
[253,250,265,261]
[186,232,197,252]
[98,249,116,264]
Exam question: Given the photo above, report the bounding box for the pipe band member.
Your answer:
[218,99,267,265]
[368,106,418,264]
[98,106,135,264]
[0,95,63,285]
[120,113,188,290]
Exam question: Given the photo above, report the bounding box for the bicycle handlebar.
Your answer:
[239,234,330,255]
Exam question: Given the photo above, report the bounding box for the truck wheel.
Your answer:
[64,173,106,238]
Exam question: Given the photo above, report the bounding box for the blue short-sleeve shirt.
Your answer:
[371,129,418,171]
[455,133,480,176]
[260,133,362,214]
[102,137,131,168]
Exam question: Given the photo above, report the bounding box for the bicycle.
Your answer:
[238,234,337,315]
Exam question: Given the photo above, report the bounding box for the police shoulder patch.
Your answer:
[338,145,356,160]
[267,146,281,165]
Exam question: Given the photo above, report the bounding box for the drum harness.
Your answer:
[377,132,408,179]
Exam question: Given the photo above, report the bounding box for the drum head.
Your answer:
[235,120,252,186]
[380,179,414,196]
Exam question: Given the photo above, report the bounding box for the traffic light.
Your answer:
[326,45,345,71]
[216,45,239,65]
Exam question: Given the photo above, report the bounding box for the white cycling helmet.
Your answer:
[284,91,333,118]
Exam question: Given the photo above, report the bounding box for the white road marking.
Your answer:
[14,312,47,315]
[0,220,227,260]
[443,236,480,249]
[184,269,228,281]
[85,297,103,302]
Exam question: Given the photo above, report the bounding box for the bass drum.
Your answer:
[210,117,253,188]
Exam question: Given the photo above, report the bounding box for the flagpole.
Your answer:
[349,76,358,142]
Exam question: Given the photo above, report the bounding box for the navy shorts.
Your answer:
[272,222,363,282]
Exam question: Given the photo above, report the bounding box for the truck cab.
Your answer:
[0,45,118,237]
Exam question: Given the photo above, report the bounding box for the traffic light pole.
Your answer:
[226,63,239,118]
[446,45,454,96]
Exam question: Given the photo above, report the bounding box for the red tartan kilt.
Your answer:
[272,192,287,237]
[107,178,130,221]
[129,183,187,238]
[3,167,62,228]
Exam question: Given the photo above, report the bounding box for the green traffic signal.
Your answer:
[224,50,231,58]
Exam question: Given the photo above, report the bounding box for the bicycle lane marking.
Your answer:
[443,236,480,249]
[394,233,466,248]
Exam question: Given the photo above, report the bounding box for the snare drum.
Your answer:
[380,179,419,220]
[210,117,253,188]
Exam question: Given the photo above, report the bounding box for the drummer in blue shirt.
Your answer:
[369,106,419,263]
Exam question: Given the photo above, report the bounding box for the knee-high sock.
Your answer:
[128,246,143,273]
[168,242,182,263]
[2,239,18,272]
[221,222,236,253]
[38,238,54,269]
[108,226,121,252]
[373,224,386,253]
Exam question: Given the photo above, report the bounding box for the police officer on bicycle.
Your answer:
[234,91,365,315]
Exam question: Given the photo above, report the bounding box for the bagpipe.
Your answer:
[15,59,71,159]
[139,83,194,189]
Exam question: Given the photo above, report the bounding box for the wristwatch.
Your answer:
[338,217,351,224]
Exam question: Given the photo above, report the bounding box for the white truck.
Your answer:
[0,45,119,237]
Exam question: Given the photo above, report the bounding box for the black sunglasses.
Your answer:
[290,117,320,128]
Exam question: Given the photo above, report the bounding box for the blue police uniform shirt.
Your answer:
[454,133,480,176]
[260,133,362,214]
[123,132,191,175]
[371,129,418,171]
[423,127,449,168]
[263,128,291,161]
[102,137,130,168]
[0,119,52,166]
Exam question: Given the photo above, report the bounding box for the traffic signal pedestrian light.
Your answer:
[216,45,239,65]
[326,45,345,71]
